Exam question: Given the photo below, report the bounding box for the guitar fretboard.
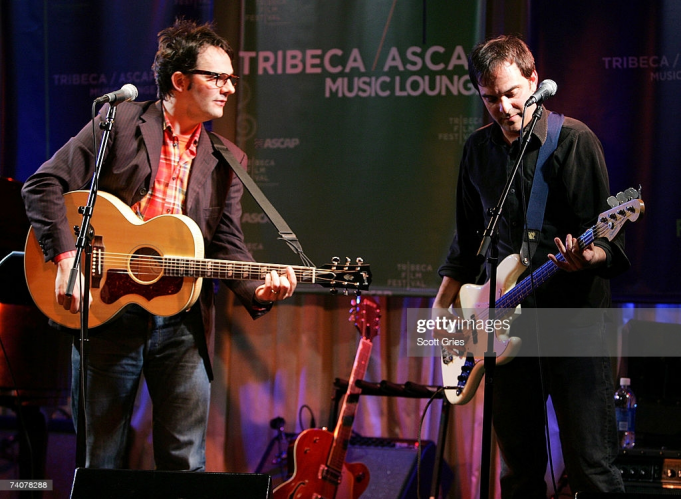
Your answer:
[163,257,319,283]
[326,337,372,476]
[496,228,595,310]
[495,199,641,312]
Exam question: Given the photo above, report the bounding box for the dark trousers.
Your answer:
[492,322,624,498]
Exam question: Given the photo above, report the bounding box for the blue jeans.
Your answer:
[492,320,625,498]
[71,304,210,470]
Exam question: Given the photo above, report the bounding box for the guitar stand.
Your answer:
[254,417,298,484]
[331,378,452,499]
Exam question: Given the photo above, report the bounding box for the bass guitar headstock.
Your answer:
[597,186,645,241]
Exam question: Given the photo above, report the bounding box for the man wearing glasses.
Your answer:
[21,19,296,470]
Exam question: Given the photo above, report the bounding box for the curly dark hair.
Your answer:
[152,19,234,100]
[468,34,535,92]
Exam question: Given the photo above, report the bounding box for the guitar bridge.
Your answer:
[91,235,104,288]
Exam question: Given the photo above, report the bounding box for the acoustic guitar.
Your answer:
[24,190,372,329]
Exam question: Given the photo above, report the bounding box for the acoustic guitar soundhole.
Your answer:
[129,247,163,283]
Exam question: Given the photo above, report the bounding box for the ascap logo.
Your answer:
[242,212,269,224]
[254,138,300,149]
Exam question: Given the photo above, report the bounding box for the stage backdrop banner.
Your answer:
[2,0,211,182]
[235,1,484,295]
[528,0,681,303]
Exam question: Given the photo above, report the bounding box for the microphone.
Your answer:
[94,84,138,105]
[525,79,557,107]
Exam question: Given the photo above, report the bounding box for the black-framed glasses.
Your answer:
[187,70,239,88]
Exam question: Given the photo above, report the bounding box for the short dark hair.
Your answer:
[468,34,535,92]
[153,19,234,100]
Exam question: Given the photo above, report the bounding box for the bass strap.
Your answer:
[520,111,565,266]
[209,132,314,266]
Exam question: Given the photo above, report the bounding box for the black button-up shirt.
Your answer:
[439,107,629,309]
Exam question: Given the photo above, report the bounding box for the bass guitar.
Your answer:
[24,190,372,329]
[273,295,380,499]
[440,188,644,405]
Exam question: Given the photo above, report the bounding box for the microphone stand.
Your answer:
[65,104,118,468]
[477,104,543,499]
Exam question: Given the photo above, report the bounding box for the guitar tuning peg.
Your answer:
[624,187,639,200]
[345,257,351,264]
[356,257,364,265]
[616,191,627,204]
[332,256,340,265]
[606,196,619,208]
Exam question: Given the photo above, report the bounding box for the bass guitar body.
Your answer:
[274,428,369,499]
[440,254,525,405]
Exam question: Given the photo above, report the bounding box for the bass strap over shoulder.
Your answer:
[520,111,565,266]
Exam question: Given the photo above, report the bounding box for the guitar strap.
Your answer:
[520,111,565,266]
[209,132,313,265]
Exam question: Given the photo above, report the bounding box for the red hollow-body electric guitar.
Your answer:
[273,295,381,499]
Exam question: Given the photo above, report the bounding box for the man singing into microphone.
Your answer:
[433,35,629,497]
[21,20,296,470]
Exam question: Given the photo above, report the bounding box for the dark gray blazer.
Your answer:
[22,100,266,378]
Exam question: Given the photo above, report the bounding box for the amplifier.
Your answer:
[615,449,681,494]
[345,436,453,499]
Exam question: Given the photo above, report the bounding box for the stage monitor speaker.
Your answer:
[576,493,681,497]
[345,436,453,499]
[70,468,272,499]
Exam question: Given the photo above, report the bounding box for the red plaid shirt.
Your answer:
[132,109,201,221]
[55,110,201,264]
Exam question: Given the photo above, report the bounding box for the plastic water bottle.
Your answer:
[614,377,637,449]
